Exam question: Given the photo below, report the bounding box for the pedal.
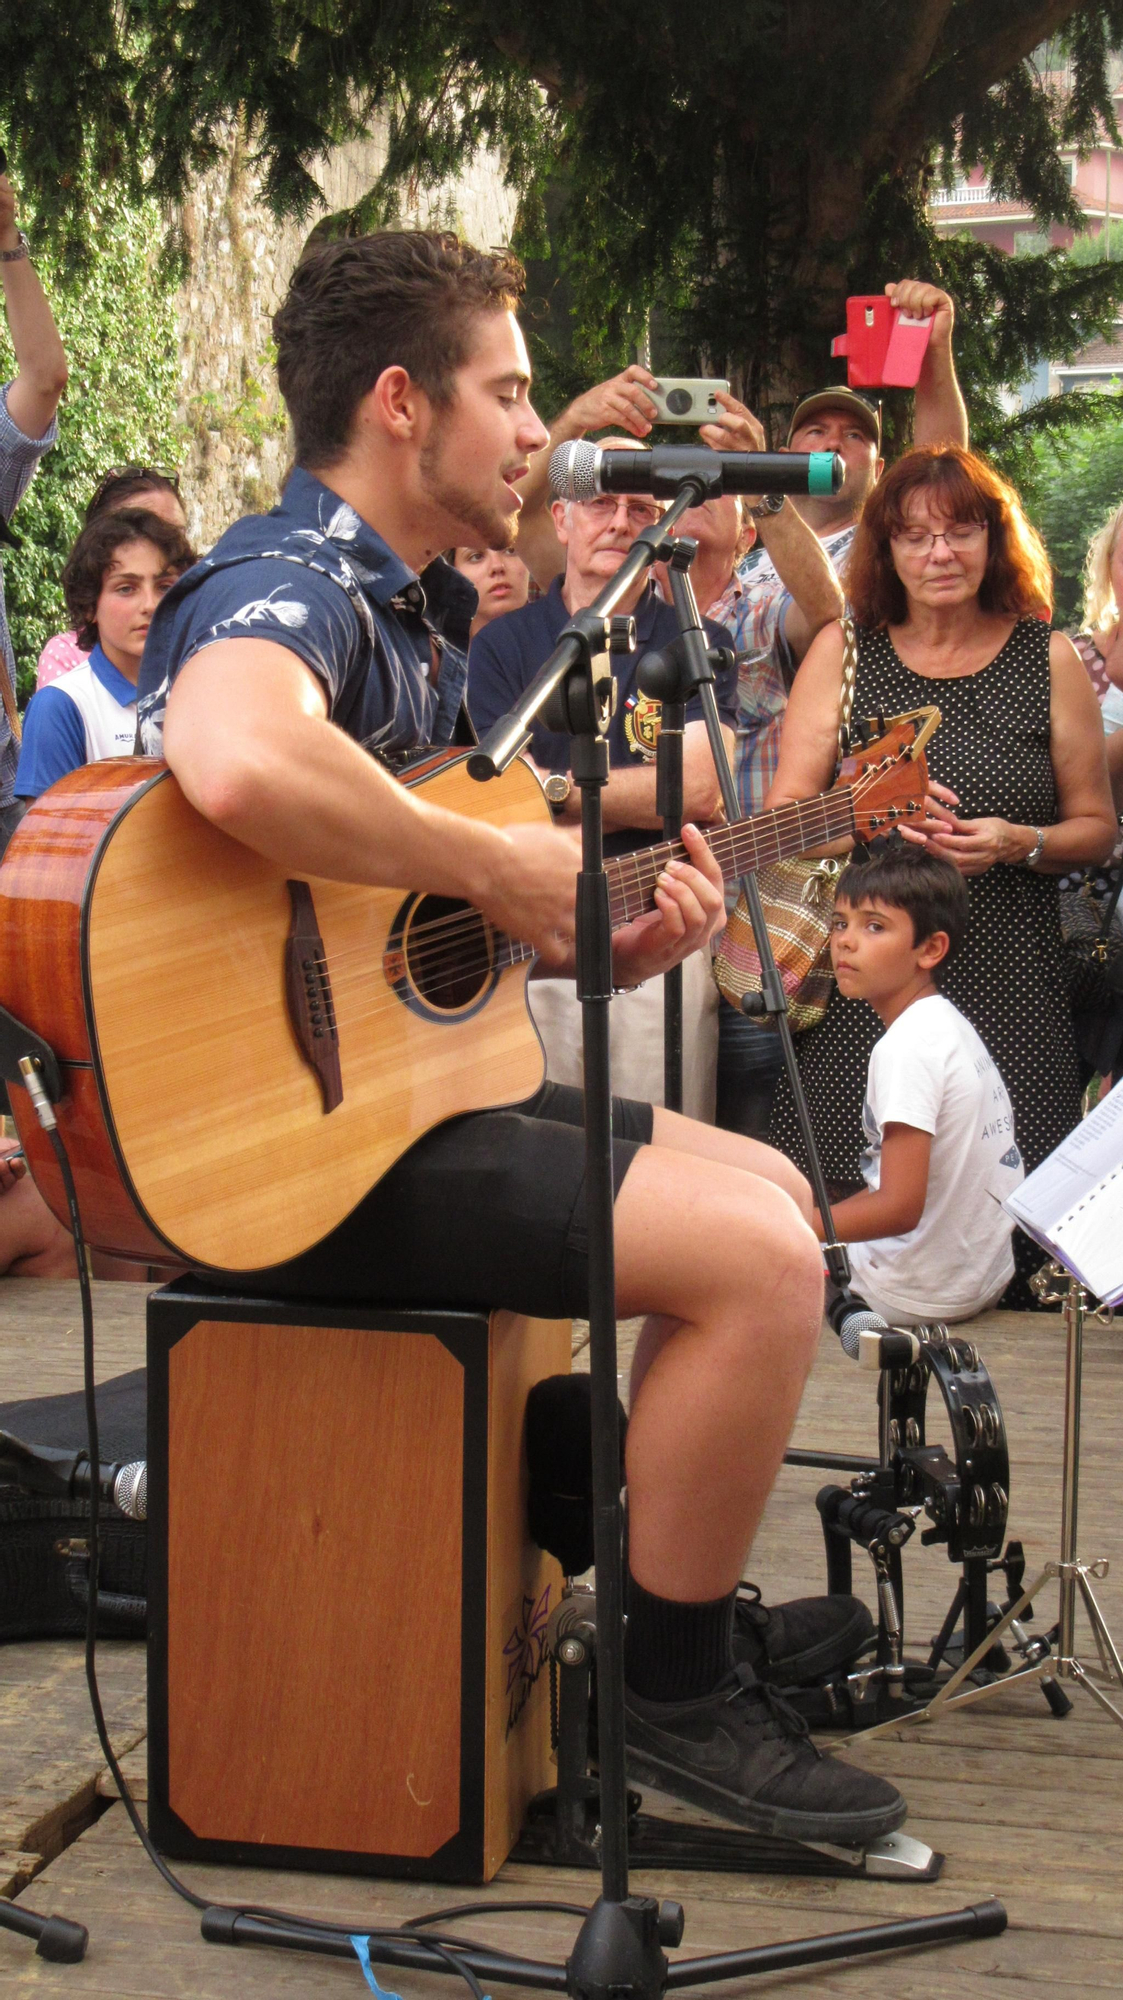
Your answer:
[862,1831,943,1880]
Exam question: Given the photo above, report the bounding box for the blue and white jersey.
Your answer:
[137,468,473,759]
[15,644,138,799]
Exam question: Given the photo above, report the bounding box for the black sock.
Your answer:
[624,1574,736,1703]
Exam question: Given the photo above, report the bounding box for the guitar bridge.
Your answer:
[284,880,342,1113]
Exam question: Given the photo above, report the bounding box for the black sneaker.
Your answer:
[624,1664,906,1845]
[733,1584,875,1686]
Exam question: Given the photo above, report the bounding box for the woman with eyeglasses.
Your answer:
[36,466,187,687]
[763,445,1115,1300]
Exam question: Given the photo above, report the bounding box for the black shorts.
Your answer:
[238,1083,654,1321]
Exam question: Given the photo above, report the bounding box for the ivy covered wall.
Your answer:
[1,124,517,697]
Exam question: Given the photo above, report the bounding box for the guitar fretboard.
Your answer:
[493,783,859,968]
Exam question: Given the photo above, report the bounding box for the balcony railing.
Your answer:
[933,181,995,206]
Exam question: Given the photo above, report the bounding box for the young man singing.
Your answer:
[136,231,903,1846]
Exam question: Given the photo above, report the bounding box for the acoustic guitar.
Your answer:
[0,709,938,1273]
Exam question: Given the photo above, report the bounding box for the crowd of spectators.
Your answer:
[1,203,1121,1862]
[0,164,1120,1318]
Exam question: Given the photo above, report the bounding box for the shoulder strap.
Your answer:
[836,615,858,764]
[1097,839,1123,942]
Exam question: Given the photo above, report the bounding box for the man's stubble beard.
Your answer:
[419,431,517,553]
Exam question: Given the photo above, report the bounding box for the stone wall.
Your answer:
[174,125,519,549]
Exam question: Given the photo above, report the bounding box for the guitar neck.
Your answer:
[604,785,858,931]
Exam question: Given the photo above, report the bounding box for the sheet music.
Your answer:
[1004,1080,1123,1306]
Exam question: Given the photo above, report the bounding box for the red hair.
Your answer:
[846,446,1052,628]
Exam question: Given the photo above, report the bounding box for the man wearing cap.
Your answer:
[717,276,967,1138]
[0,161,68,851]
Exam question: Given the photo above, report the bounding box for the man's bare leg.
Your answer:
[608,1128,904,1843]
[614,1141,821,1601]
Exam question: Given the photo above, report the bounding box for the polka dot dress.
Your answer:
[769,619,1082,1293]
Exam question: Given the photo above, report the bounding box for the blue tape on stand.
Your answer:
[350,1934,403,1999]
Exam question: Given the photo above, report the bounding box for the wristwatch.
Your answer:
[1024,827,1046,869]
[745,493,785,521]
[0,232,30,264]
[543,771,572,813]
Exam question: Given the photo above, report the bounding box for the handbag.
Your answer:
[713,617,857,1030]
[1060,841,1123,1074]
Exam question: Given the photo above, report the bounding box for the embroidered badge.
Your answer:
[623,690,663,760]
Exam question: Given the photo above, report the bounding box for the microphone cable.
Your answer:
[32,1102,591,1993]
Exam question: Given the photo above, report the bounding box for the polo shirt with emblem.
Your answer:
[137,468,474,761]
[15,643,139,798]
[466,578,736,850]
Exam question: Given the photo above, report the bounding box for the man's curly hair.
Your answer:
[273,230,526,469]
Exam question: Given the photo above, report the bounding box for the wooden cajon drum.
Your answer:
[146,1282,569,1882]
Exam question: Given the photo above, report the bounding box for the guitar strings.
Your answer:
[321,773,904,990]
[306,762,909,984]
[300,800,919,1011]
[301,804,908,1021]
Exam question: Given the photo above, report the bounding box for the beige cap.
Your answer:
[786,388,881,449]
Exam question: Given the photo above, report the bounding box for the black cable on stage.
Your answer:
[43,1119,590,1993]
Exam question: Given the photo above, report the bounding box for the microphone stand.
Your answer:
[457,483,1004,1994]
[640,539,849,1285]
[656,694,684,1112]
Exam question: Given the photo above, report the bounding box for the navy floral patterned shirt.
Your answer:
[137,468,473,759]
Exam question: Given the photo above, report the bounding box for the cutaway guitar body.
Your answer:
[0,709,937,1273]
[0,756,547,1272]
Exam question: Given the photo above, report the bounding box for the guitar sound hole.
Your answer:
[404,895,495,1011]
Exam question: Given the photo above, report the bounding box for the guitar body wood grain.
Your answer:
[0,755,548,1273]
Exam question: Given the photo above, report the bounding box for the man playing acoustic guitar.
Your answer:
[136,231,903,1846]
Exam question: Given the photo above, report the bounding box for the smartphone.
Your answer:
[646,377,730,426]
[0,147,7,176]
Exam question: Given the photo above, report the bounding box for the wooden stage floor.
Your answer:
[1,1277,1121,1995]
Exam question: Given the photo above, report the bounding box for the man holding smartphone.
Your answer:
[0,151,68,849]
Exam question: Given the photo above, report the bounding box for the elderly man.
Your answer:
[0,161,68,849]
[467,438,738,1116]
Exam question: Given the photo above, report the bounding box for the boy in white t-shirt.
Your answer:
[816,837,1025,1324]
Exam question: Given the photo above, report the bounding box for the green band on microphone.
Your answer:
[808,452,839,496]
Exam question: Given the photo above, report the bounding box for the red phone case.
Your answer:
[832,297,932,389]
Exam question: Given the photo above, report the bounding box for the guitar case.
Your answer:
[0,1370,146,1641]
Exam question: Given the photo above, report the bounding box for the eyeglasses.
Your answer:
[891,522,987,558]
[579,496,663,531]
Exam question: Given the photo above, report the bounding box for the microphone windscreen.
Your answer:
[525,1373,627,1575]
[548,440,599,504]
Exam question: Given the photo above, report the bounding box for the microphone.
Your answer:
[0,1428,148,1521]
[826,1291,921,1371]
[548,439,843,504]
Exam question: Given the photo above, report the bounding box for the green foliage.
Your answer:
[1068,217,1123,262]
[1017,406,1123,625]
[0,188,182,699]
[7,1,1123,456]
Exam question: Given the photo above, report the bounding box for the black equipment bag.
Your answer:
[1060,842,1123,1075]
[0,1370,146,1641]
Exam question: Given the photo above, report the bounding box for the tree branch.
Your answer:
[915,0,1089,129]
